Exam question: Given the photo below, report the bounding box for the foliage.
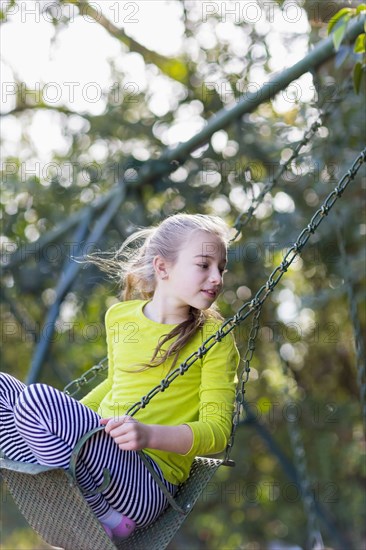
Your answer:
[1,1,365,549]
[327,3,366,92]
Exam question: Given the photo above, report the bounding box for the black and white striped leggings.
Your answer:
[0,372,176,527]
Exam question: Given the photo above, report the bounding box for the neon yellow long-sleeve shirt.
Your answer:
[80,300,240,485]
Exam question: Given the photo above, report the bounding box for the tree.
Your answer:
[1,1,365,548]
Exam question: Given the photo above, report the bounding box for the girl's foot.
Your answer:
[112,515,136,538]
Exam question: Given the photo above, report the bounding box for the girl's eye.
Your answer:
[197,264,209,269]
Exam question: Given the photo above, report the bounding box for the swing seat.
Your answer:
[0,455,223,550]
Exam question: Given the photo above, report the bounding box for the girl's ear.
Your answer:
[153,255,169,280]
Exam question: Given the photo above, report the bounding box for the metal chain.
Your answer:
[223,304,262,464]
[231,82,353,241]
[64,357,108,398]
[336,225,366,430]
[279,348,324,550]
[122,148,365,421]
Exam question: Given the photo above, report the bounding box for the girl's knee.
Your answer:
[0,372,15,382]
[16,383,42,404]
[0,372,22,391]
[0,373,26,409]
[14,383,49,425]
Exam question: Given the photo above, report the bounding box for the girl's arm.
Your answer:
[183,329,240,457]
[100,416,193,455]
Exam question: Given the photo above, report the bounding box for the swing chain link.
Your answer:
[64,357,108,398]
[231,81,353,240]
[224,304,262,464]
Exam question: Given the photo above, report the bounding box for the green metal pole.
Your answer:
[154,15,365,165]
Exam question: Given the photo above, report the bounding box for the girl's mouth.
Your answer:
[201,289,217,298]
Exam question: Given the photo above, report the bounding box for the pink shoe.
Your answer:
[111,515,136,539]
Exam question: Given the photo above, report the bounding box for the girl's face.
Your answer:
[163,230,228,311]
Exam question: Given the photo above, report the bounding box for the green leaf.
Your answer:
[354,33,366,53]
[333,23,348,51]
[356,4,366,14]
[353,62,364,93]
[328,8,354,34]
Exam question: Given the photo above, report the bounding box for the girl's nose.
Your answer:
[209,268,222,284]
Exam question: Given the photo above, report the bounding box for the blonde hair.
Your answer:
[89,213,232,370]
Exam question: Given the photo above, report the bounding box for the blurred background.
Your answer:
[0,1,365,549]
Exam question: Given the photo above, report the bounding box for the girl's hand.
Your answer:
[100,418,193,454]
[100,416,151,451]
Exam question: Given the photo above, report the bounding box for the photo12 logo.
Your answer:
[199,479,339,504]
[201,1,305,24]
[3,2,140,24]
[1,81,140,109]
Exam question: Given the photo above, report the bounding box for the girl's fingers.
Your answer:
[99,416,147,449]
[109,421,135,438]
[100,415,133,433]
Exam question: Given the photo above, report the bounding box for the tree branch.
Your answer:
[63,0,188,85]
[1,103,79,117]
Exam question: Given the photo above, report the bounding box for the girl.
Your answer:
[0,213,240,541]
